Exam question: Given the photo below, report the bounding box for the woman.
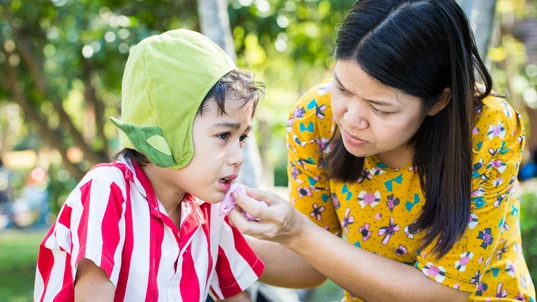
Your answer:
[229,0,536,301]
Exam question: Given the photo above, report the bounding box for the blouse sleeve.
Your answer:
[414,98,525,292]
[286,82,342,236]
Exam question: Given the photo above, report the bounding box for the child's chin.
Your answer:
[197,192,226,204]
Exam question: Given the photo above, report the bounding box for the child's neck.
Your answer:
[141,164,185,217]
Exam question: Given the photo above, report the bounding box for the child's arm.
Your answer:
[218,291,251,302]
[74,259,115,301]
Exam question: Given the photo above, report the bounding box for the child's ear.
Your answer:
[427,88,451,116]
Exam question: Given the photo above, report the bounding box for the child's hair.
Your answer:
[113,69,264,166]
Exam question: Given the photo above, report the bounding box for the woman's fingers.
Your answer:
[229,207,272,236]
[229,187,301,242]
[232,190,275,220]
[243,187,283,206]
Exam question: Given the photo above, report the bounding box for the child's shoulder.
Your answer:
[80,161,133,188]
[64,161,133,210]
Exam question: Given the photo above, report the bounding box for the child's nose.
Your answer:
[229,143,245,167]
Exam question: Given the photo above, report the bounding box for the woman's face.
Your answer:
[331,60,428,168]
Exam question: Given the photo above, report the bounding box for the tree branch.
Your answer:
[83,62,109,159]
[9,23,108,165]
[4,48,85,180]
[10,32,47,94]
[0,72,8,92]
[51,97,108,163]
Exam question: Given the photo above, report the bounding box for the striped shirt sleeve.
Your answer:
[210,217,264,300]
[71,166,128,285]
[34,165,128,301]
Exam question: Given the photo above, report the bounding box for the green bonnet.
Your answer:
[110,29,237,169]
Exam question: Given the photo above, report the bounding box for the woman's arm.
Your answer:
[229,188,471,302]
[245,236,327,288]
[75,259,115,301]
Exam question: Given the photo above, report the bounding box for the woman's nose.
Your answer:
[345,101,369,129]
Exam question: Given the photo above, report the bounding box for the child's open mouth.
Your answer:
[218,174,237,191]
[219,177,232,184]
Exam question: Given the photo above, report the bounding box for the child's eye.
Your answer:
[239,135,249,142]
[217,133,231,140]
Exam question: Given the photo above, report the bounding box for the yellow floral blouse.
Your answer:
[287,80,536,301]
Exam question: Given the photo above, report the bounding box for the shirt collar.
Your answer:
[122,158,209,230]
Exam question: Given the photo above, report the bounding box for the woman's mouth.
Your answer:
[343,130,368,146]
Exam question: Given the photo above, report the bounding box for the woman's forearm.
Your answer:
[229,188,470,301]
[283,218,471,302]
[245,236,327,288]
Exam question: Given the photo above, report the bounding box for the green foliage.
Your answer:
[273,161,288,186]
[520,188,537,281]
[47,163,78,215]
[490,0,537,111]
[0,0,358,205]
[0,0,355,177]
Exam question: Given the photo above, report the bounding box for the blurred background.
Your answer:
[0,0,536,301]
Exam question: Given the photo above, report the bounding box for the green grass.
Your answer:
[0,230,46,302]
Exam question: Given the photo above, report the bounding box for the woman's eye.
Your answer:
[217,133,230,140]
[337,85,350,95]
[371,105,387,115]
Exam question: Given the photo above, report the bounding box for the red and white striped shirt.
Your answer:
[34,159,264,302]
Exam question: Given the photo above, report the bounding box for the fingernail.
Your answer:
[232,191,238,199]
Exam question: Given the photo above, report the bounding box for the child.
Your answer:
[34,29,265,302]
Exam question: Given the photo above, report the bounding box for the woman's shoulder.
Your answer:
[295,79,333,113]
[471,92,525,172]
[289,79,335,139]
[472,93,524,145]
[473,93,521,128]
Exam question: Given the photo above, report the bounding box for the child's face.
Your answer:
[167,98,254,203]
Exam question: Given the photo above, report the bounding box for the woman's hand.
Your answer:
[228,187,306,245]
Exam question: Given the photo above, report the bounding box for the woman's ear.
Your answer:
[427,88,451,116]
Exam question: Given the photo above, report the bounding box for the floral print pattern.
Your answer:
[287,80,535,301]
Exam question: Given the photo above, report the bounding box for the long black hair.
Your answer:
[327,0,493,258]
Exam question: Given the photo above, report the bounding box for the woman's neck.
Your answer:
[375,144,415,170]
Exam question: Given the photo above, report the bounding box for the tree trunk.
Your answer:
[456,0,474,21]
[457,0,498,60]
[470,0,498,60]
[196,0,237,61]
[197,0,265,189]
